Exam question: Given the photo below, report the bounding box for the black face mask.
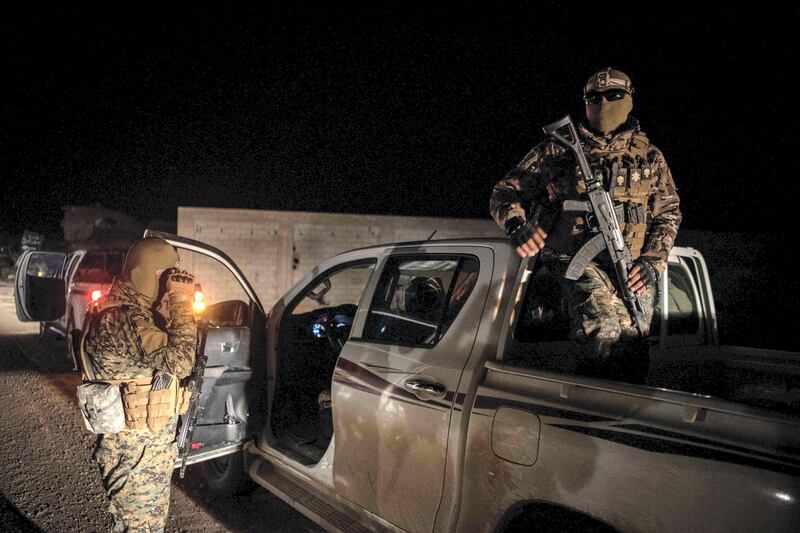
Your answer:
[585,93,633,134]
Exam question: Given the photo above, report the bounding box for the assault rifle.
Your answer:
[542,115,648,336]
[176,329,208,478]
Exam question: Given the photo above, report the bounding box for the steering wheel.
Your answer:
[311,304,356,353]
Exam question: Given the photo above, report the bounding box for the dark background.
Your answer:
[2,3,798,348]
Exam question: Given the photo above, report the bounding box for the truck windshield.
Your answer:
[73,251,125,283]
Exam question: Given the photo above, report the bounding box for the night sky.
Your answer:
[2,3,798,242]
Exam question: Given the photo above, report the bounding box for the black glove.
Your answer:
[166,268,196,305]
[504,216,535,248]
[632,257,659,292]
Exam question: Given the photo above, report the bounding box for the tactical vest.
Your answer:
[547,130,653,258]
[79,300,190,433]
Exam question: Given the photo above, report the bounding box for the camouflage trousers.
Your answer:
[93,418,178,533]
[550,261,655,377]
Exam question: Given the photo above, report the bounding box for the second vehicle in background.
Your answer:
[40,248,126,363]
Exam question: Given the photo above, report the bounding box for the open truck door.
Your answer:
[14,250,67,322]
[142,230,268,476]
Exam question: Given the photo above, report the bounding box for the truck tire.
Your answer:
[200,451,255,495]
[38,322,56,346]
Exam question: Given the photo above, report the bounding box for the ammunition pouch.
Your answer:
[613,202,647,225]
[144,382,176,433]
[119,379,153,431]
[611,202,649,256]
[78,376,190,434]
[119,377,190,433]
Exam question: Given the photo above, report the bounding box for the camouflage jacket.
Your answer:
[489,117,682,272]
[84,279,197,381]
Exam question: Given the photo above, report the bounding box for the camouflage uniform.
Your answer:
[491,117,681,367]
[85,244,196,532]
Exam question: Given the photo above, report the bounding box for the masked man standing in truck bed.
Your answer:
[490,68,682,374]
[82,237,197,532]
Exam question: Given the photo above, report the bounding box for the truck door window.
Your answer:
[27,254,64,278]
[514,267,571,344]
[361,255,479,347]
[666,263,702,336]
[73,251,125,283]
[292,263,375,317]
[106,253,124,279]
[508,261,707,383]
[178,250,250,310]
[508,264,636,377]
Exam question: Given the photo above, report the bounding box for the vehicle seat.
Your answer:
[516,267,569,343]
[405,276,445,322]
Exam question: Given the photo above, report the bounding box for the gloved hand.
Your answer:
[166,268,195,304]
[626,257,659,295]
[505,216,548,258]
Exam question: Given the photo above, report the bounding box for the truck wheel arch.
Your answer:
[496,501,618,533]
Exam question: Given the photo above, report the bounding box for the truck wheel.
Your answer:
[38,322,55,345]
[201,452,255,495]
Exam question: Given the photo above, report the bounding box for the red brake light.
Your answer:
[91,290,102,302]
[191,442,202,450]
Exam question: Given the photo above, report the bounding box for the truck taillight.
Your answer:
[91,290,102,302]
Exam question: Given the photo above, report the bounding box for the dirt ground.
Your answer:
[0,282,322,532]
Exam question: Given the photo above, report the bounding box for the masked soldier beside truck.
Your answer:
[77,237,197,532]
[490,68,682,374]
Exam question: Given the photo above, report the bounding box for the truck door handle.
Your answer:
[404,380,447,398]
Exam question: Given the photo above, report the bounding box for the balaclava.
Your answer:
[584,67,634,135]
[119,237,180,303]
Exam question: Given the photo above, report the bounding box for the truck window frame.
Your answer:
[354,253,481,349]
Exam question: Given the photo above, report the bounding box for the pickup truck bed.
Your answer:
[461,360,799,532]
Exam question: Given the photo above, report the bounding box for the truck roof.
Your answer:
[340,237,699,261]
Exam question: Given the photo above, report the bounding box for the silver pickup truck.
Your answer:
[14,231,800,532]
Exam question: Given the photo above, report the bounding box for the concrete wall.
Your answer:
[177,207,501,311]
